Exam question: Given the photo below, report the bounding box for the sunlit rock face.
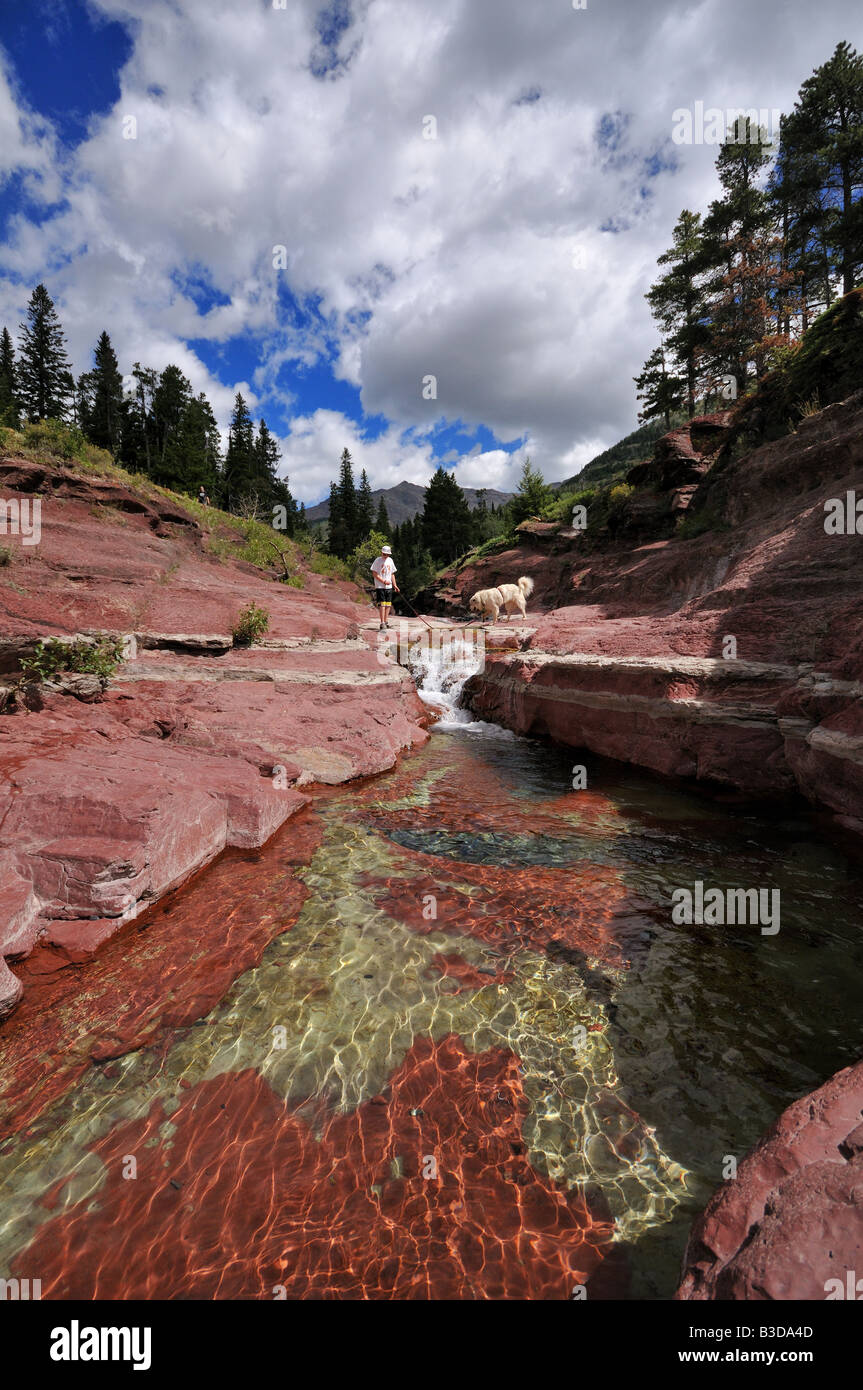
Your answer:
[676,1058,863,1301]
[435,393,863,839]
[0,455,430,1017]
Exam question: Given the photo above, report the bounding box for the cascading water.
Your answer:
[403,626,515,735]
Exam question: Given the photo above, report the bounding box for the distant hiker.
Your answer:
[370,544,399,630]
[197,486,210,507]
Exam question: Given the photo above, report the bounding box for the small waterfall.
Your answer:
[405,628,515,737]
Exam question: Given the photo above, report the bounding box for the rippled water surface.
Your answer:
[1,720,861,1299]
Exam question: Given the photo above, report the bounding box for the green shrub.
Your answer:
[548,487,597,524]
[20,635,125,682]
[346,531,389,585]
[608,483,634,507]
[0,545,11,567]
[232,601,270,646]
[308,551,351,581]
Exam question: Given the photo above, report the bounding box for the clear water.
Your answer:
[0,645,861,1299]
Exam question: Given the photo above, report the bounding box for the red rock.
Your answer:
[676,1059,863,1300]
[452,391,863,837]
[0,456,430,1018]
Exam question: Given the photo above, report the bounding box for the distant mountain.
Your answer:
[305,479,514,528]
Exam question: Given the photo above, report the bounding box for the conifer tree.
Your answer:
[774,42,863,303]
[327,448,358,557]
[701,118,790,391]
[421,466,474,565]
[508,457,552,528]
[356,468,374,540]
[325,479,343,555]
[122,363,159,474]
[17,284,72,421]
[152,365,193,488]
[0,326,21,425]
[178,393,222,499]
[86,331,125,454]
[374,496,390,537]
[223,392,257,510]
[634,345,685,428]
[645,210,710,416]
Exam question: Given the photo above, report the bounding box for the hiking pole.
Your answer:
[396,592,437,633]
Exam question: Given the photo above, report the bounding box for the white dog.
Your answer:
[468,575,534,623]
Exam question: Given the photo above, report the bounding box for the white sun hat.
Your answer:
[382,545,392,554]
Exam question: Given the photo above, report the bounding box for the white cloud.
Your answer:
[0,0,858,498]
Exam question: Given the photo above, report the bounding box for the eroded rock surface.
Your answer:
[0,458,429,1015]
[675,1060,863,1300]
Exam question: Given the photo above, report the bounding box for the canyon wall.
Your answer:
[453,392,863,839]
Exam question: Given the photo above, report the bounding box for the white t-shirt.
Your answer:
[370,556,397,589]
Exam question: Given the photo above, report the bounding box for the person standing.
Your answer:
[370,544,399,630]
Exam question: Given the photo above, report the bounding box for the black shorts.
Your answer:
[375,587,394,603]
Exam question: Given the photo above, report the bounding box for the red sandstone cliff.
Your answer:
[441,391,863,839]
[0,457,429,1018]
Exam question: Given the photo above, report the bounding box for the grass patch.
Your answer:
[308,550,351,581]
[1,419,115,471]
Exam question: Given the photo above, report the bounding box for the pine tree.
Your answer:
[325,479,343,555]
[0,327,21,425]
[254,419,281,495]
[152,365,193,489]
[17,284,73,422]
[508,457,553,528]
[223,393,257,510]
[634,345,685,428]
[374,497,390,537]
[177,393,222,499]
[775,42,863,301]
[122,363,159,474]
[421,466,474,565]
[356,468,374,540]
[701,118,790,392]
[645,210,710,416]
[254,419,299,531]
[327,448,358,557]
[86,331,125,454]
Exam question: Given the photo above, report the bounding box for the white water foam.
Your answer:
[408,631,516,738]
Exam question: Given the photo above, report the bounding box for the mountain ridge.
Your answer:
[305,479,513,527]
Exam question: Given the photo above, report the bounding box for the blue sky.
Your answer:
[0,0,859,501]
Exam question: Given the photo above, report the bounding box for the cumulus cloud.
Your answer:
[0,0,858,498]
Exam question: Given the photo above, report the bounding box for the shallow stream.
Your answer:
[0,642,861,1298]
